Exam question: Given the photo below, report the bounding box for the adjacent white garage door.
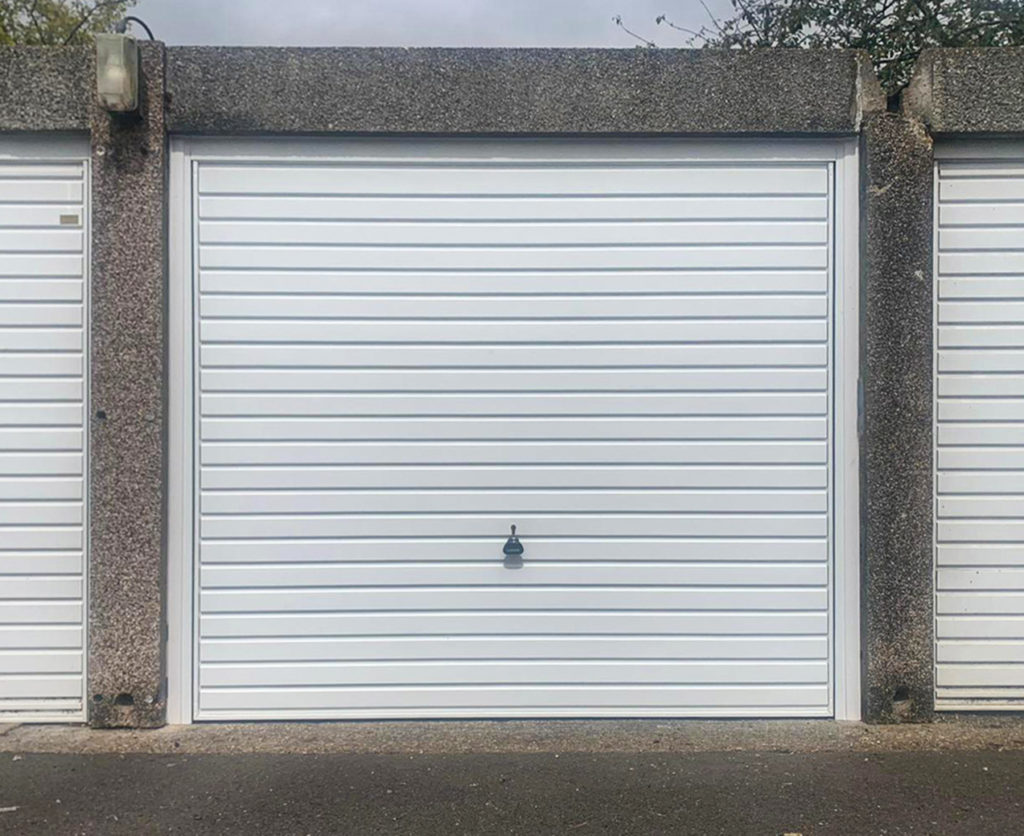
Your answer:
[174,139,857,720]
[936,144,1024,709]
[0,138,88,722]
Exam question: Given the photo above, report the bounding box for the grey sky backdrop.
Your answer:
[132,0,735,47]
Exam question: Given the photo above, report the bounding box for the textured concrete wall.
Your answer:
[0,47,90,131]
[859,113,935,723]
[165,47,877,135]
[905,48,1024,134]
[87,42,167,729]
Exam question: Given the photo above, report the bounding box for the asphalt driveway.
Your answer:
[2,747,1023,835]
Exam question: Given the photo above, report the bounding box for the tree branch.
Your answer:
[733,0,769,45]
[697,0,726,37]
[27,0,48,44]
[613,15,656,47]
[655,14,704,40]
[62,0,126,44]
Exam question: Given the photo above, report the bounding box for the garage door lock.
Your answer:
[503,525,524,569]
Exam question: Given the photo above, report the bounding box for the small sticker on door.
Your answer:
[59,214,80,226]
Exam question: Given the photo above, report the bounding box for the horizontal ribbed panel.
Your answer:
[193,142,834,720]
[936,153,1024,710]
[0,157,85,720]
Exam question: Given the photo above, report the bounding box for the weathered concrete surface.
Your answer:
[0,47,90,131]
[166,47,880,135]
[859,113,935,723]
[906,48,1024,134]
[2,749,1023,835]
[87,42,167,729]
[5,718,1024,756]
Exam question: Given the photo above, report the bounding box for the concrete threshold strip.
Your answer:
[2,718,1024,756]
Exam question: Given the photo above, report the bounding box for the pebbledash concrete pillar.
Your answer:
[87,41,167,728]
[858,111,936,723]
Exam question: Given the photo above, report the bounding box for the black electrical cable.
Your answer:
[115,16,155,40]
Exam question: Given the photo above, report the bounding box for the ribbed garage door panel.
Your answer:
[194,143,834,719]
[0,157,86,720]
[937,152,1024,708]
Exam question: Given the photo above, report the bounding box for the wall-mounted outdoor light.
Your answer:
[95,33,139,112]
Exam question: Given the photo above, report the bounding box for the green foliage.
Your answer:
[0,0,136,46]
[621,0,1024,93]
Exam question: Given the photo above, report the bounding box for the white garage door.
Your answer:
[936,144,1024,709]
[180,139,855,720]
[0,138,87,722]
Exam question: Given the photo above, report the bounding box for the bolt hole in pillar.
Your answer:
[891,685,915,719]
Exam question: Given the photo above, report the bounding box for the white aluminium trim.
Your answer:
[81,144,91,725]
[166,136,861,722]
[0,133,90,161]
[166,139,194,725]
[933,139,1024,160]
[176,135,854,164]
[832,139,861,721]
[932,152,941,713]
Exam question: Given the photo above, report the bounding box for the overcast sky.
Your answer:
[131,0,735,48]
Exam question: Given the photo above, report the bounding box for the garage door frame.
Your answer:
[933,139,1024,711]
[0,133,90,723]
[166,136,861,724]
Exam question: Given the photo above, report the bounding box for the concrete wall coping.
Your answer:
[7,44,1024,139]
[164,46,883,136]
[905,47,1024,135]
